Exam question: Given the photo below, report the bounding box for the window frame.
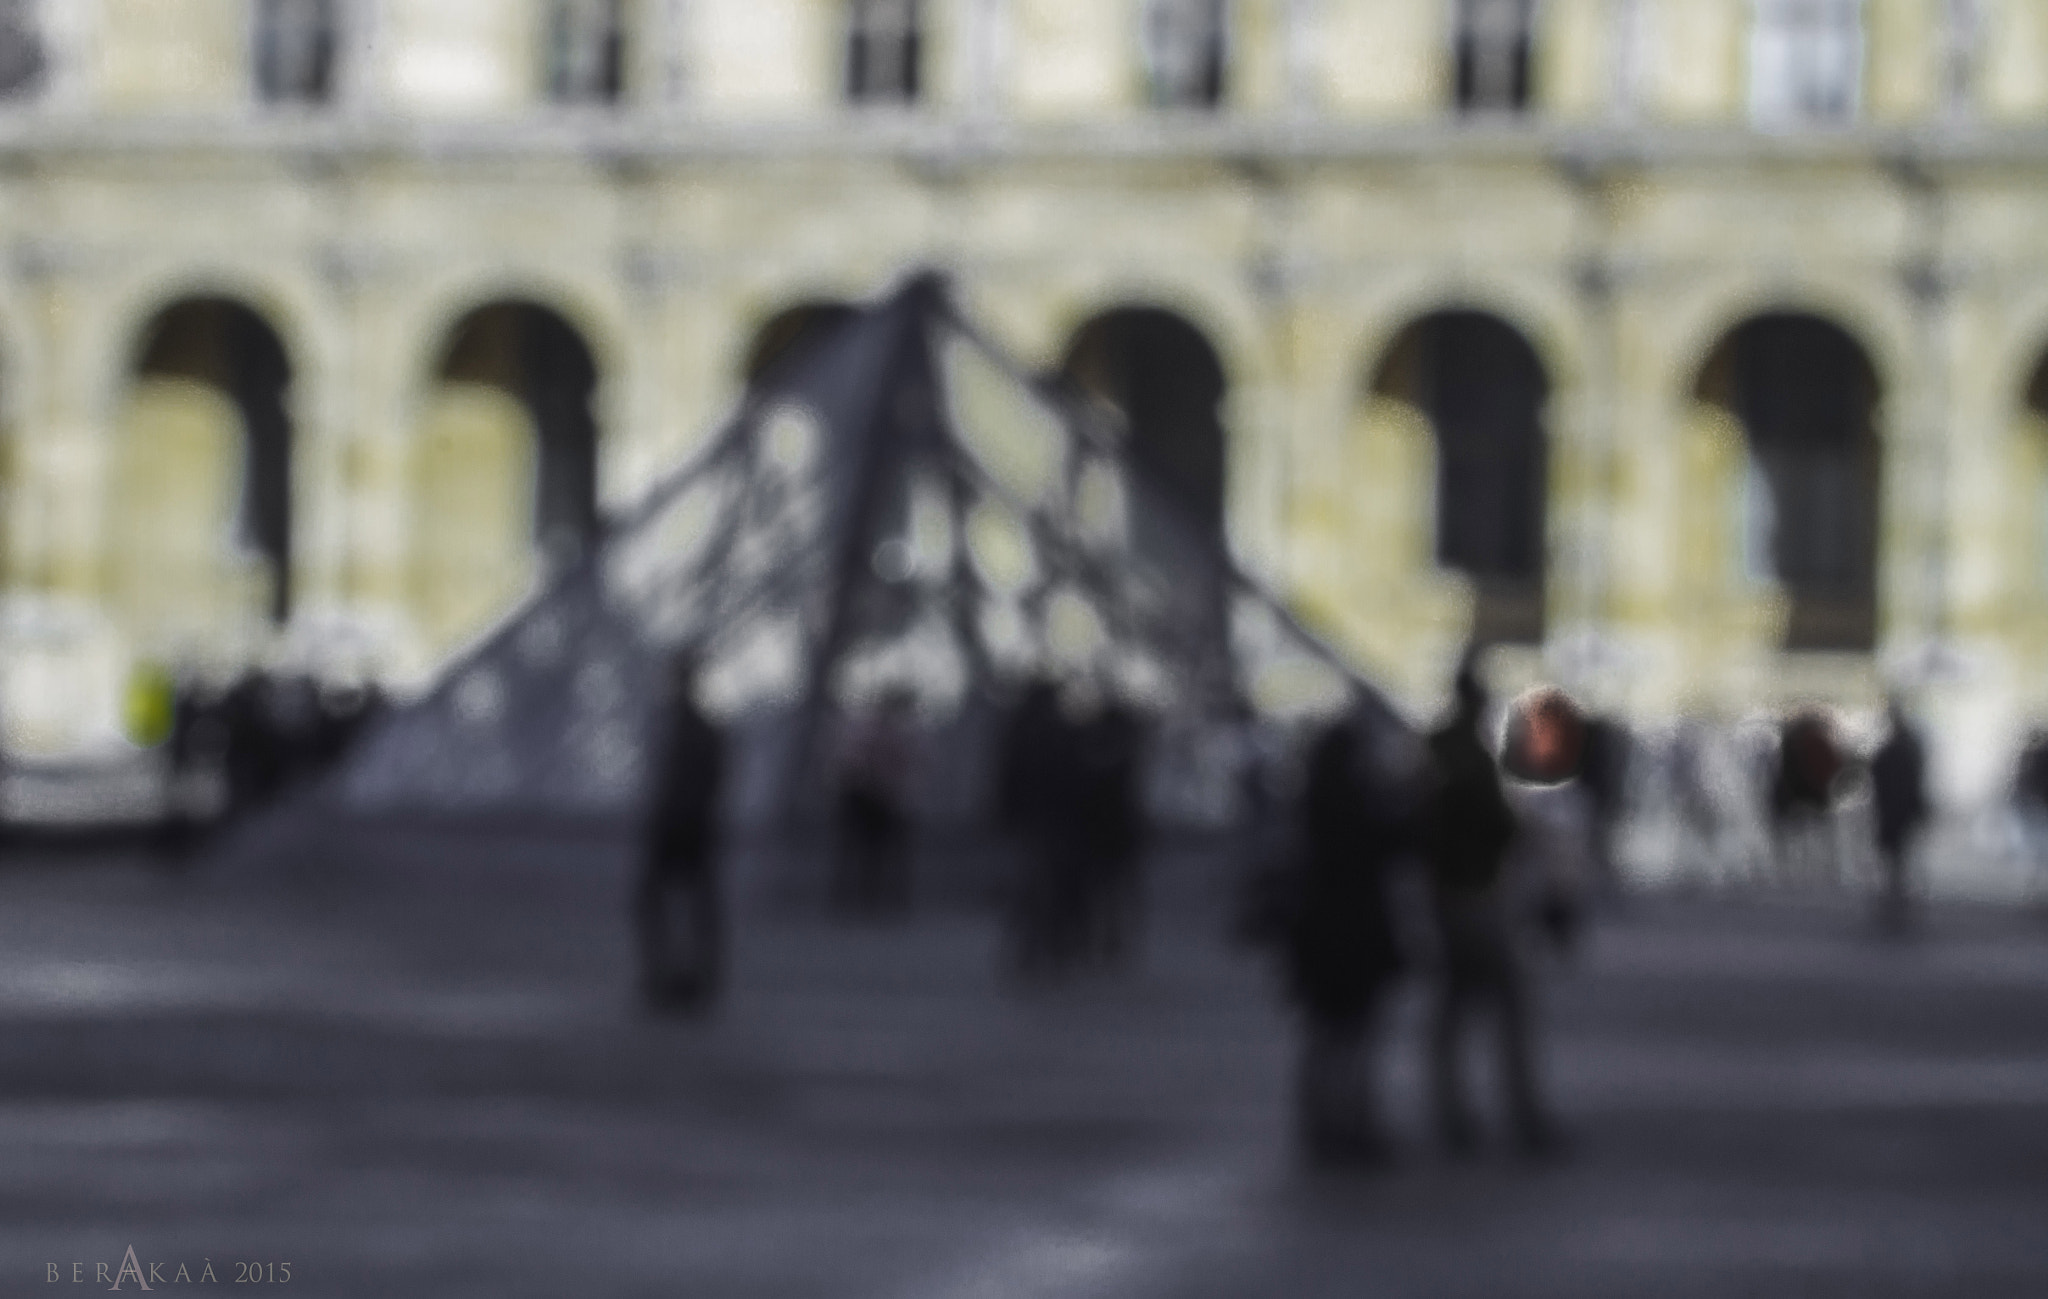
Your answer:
[1748,0,1865,129]
[252,0,340,107]
[845,0,924,107]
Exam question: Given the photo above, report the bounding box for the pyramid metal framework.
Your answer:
[335,274,1400,825]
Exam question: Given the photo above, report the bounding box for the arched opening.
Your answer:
[1055,307,1230,661]
[121,296,294,627]
[434,301,600,563]
[1059,307,1227,539]
[410,301,599,652]
[1372,311,1548,645]
[1695,312,1881,651]
[743,302,860,387]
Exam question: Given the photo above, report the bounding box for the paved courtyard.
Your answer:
[1,823,2046,1297]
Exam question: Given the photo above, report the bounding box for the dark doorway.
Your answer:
[744,302,860,387]
[437,302,601,566]
[133,298,295,624]
[1696,314,1881,652]
[1373,311,1548,645]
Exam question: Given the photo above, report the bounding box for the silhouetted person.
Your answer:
[1503,686,1593,958]
[2014,728,2048,889]
[1287,720,1407,1167]
[999,679,1071,975]
[635,655,726,1012]
[1771,709,1844,886]
[833,689,918,917]
[1421,662,1558,1158]
[1577,714,1630,896]
[1073,700,1148,966]
[1870,697,1930,936]
[218,671,289,824]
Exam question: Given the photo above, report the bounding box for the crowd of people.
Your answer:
[1271,661,1579,1169]
[156,668,386,858]
[626,643,2037,1172]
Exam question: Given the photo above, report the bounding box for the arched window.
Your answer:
[1060,306,1231,645]
[1143,0,1227,109]
[1373,312,1549,645]
[1696,313,1881,650]
[435,302,602,563]
[1750,0,1863,126]
[121,298,295,627]
[544,0,626,105]
[254,0,338,105]
[847,0,921,105]
[0,0,44,100]
[1061,308,1228,539]
[1455,0,1534,114]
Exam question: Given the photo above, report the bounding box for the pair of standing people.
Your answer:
[1287,666,1564,1167]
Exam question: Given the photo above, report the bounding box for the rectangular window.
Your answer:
[1749,0,1862,127]
[546,0,626,104]
[0,0,42,100]
[1144,0,1227,109]
[847,0,921,105]
[254,0,337,105]
[1455,0,1533,114]
[1941,0,1980,115]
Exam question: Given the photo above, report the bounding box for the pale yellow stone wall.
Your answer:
[1,0,2048,803]
[1317,0,1448,117]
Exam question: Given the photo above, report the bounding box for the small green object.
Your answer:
[124,663,175,748]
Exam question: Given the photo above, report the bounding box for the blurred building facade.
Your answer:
[0,0,2044,802]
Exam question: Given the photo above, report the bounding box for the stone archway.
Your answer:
[1695,313,1881,652]
[118,296,295,631]
[1372,310,1549,646]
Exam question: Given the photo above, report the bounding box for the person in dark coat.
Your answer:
[832,688,918,916]
[1421,661,1559,1158]
[1287,719,1407,1166]
[2013,728,2048,888]
[1869,696,1931,936]
[1577,714,1631,896]
[1074,700,1147,967]
[1771,708,1844,885]
[635,653,727,1012]
[998,678,1069,975]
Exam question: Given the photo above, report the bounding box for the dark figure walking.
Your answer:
[1422,664,1559,1158]
[1288,721,1408,1168]
[635,655,727,1012]
[1870,696,1931,936]
[1771,709,1844,886]
[2014,728,2048,893]
[1073,701,1148,966]
[833,689,918,917]
[1577,715,1631,897]
[999,679,1072,975]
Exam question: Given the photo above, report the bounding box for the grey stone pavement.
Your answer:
[1,824,2046,1297]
